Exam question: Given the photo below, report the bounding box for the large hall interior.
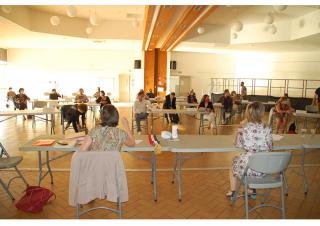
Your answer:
[1,2,320,221]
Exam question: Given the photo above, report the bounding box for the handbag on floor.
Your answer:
[15,186,56,213]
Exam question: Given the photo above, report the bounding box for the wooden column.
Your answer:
[144,48,167,97]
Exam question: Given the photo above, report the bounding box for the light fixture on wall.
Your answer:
[1,5,11,14]
[299,19,305,28]
[90,13,100,26]
[269,25,277,34]
[273,5,287,12]
[231,20,243,32]
[264,13,274,24]
[132,19,139,28]
[66,5,77,18]
[86,27,93,35]
[232,33,238,39]
[50,16,60,26]
[197,26,205,34]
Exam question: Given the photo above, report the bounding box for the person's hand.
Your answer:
[121,117,130,130]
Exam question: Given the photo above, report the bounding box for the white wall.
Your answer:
[0,48,142,101]
[171,50,320,97]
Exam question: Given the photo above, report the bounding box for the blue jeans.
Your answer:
[136,112,148,132]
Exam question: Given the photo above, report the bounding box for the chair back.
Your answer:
[69,151,128,206]
[0,142,9,158]
[268,107,275,127]
[33,101,48,109]
[305,104,318,113]
[248,152,292,175]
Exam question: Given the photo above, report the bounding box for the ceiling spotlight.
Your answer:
[232,33,238,39]
[269,25,277,34]
[273,5,287,12]
[231,20,243,32]
[86,27,93,35]
[132,20,139,28]
[264,13,274,24]
[90,13,100,26]
[1,5,11,14]
[66,5,77,17]
[50,16,60,26]
[299,19,305,28]
[197,26,205,34]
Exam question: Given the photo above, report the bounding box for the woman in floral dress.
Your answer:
[226,101,273,200]
[77,104,135,152]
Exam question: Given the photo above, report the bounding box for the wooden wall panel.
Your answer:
[157,49,167,96]
[144,50,155,93]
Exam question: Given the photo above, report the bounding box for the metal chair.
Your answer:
[69,151,127,219]
[32,100,50,127]
[241,152,292,219]
[131,106,148,134]
[0,142,28,201]
[198,113,218,135]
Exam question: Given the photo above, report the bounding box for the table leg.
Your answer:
[177,153,182,202]
[38,151,42,186]
[301,148,308,195]
[172,154,177,184]
[152,153,157,201]
[51,114,55,134]
[151,113,154,133]
[32,115,36,129]
[46,151,54,185]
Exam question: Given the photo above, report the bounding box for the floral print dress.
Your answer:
[232,122,273,179]
[89,126,128,152]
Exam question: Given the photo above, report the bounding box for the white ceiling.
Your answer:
[1,5,320,53]
[29,5,145,21]
[205,5,319,25]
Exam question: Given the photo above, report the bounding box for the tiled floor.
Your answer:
[0,105,320,219]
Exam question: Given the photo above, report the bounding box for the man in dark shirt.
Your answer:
[219,89,233,124]
[163,92,179,124]
[313,87,320,113]
[49,89,62,100]
[64,104,88,133]
[14,88,30,110]
[146,88,155,98]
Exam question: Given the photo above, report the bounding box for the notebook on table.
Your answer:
[32,139,56,146]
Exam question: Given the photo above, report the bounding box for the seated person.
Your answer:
[14,88,30,110]
[76,104,135,152]
[219,89,234,124]
[93,87,101,99]
[226,101,273,201]
[65,104,88,133]
[231,91,241,113]
[95,90,111,108]
[146,88,155,99]
[75,88,89,103]
[49,89,62,100]
[187,89,197,104]
[198,94,216,131]
[274,94,295,134]
[312,86,320,113]
[133,91,150,134]
[163,92,179,124]
[6,87,16,109]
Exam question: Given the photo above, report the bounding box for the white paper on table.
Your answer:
[272,134,284,141]
[135,140,143,144]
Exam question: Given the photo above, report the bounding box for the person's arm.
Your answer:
[78,135,93,152]
[96,96,101,104]
[26,94,30,101]
[121,117,135,147]
[84,95,89,103]
[313,92,318,105]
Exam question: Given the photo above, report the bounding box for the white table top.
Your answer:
[150,108,207,115]
[0,109,61,116]
[19,135,169,153]
[19,134,320,154]
[293,112,320,119]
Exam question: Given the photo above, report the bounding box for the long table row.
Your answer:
[19,134,320,202]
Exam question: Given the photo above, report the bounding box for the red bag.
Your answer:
[15,186,56,213]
